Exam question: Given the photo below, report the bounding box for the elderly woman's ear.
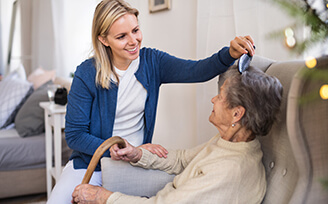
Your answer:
[231,106,245,124]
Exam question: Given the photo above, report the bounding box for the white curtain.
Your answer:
[0,0,22,75]
[50,0,98,78]
[195,0,299,144]
[20,0,98,77]
[30,0,55,74]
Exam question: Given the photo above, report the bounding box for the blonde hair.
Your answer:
[92,0,139,89]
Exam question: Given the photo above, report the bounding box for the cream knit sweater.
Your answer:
[107,134,266,204]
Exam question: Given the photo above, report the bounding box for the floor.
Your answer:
[0,193,47,204]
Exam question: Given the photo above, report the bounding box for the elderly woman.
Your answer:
[72,66,283,204]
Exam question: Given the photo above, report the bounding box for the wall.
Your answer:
[126,0,199,149]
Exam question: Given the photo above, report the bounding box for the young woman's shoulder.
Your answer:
[140,47,173,64]
[140,47,168,57]
[75,58,96,77]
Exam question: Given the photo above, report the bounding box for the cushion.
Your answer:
[15,80,54,137]
[0,71,33,128]
[1,88,33,128]
[13,63,27,80]
[27,67,56,90]
[101,158,175,197]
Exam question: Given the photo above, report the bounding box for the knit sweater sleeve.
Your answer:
[156,46,235,84]
[106,137,266,204]
[65,59,105,156]
[107,160,245,204]
[131,142,207,175]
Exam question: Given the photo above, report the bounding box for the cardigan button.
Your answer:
[270,161,275,169]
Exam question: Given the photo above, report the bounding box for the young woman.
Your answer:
[47,0,255,203]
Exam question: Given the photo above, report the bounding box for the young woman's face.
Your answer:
[99,13,143,70]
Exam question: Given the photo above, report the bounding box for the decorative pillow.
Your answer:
[27,67,56,90]
[1,87,33,128]
[13,63,27,80]
[15,80,54,137]
[0,71,33,128]
[101,158,175,197]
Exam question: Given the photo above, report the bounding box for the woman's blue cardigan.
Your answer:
[65,47,235,170]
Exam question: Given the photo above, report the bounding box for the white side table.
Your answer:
[39,102,66,198]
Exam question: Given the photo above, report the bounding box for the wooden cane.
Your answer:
[81,136,126,184]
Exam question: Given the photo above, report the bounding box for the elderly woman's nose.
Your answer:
[211,95,217,103]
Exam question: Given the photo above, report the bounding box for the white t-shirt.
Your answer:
[112,57,147,147]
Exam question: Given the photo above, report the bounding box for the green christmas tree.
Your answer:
[269,0,328,55]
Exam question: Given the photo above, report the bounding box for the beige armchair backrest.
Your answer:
[287,56,328,204]
[250,56,304,204]
[247,55,328,204]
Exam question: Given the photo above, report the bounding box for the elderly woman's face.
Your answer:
[209,80,234,132]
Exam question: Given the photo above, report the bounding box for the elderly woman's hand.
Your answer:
[71,184,112,204]
[110,139,168,162]
[229,35,255,59]
[110,139,142,163]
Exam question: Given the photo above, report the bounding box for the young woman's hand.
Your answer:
[138,143,168,158]
[229,35,255,59]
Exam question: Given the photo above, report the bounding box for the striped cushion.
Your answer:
[0,71,33,128]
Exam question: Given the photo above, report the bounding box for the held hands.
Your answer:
[229,35,255,59]
[109,139,168,163]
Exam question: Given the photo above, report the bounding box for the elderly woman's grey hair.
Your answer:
[220,66,283,136]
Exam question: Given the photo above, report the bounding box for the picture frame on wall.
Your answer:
[149,0,170,13]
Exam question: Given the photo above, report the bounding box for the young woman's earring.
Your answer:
[232,123,235,127]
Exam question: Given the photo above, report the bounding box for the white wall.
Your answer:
[126,0,199,149]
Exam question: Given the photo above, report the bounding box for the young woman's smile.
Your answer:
[98,13,143,70]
